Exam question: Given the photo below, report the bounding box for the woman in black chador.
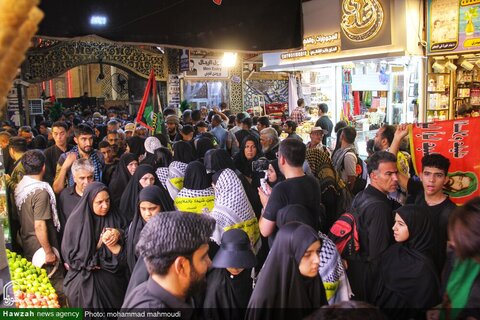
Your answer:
[62,182,128,309]
[246,222,327,320]
[125,185,174,273]
[108,152,138,204]
[372,205,440,319]
[119,164,160,223]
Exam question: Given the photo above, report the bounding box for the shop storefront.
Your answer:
[261,0,425,154]
[426,0,480,120]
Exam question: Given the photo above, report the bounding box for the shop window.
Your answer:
[183,80,229,109]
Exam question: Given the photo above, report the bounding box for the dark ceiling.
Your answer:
[37,0,304,52]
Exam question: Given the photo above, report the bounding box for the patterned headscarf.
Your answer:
[208,168,260,252]
[165,161,188,200]
[306,148,345,190]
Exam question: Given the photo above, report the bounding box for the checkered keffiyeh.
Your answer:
[207,168,260,250]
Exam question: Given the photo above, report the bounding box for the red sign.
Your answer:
[410,118,480,205]
[213,0,222,5]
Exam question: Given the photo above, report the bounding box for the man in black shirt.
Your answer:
[259,138,324,242]
[346,151,401,302]
[315,103,333,145]
[43,121,71,185]
[122,211,215,315]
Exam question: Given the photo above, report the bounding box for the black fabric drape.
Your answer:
[109,152,138,204]
[246,222,327,320]
[126,185,174,273]
[61,182,128,309]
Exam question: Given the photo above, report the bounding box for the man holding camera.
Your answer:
[258,139,324,243]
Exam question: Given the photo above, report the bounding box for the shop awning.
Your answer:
[37,0,303,52]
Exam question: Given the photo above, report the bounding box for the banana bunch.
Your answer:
[0,0,44,117]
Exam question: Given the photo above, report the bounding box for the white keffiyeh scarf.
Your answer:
[15,176,61,232]
[207,168,260,252]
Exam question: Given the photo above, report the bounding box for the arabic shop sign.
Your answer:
[340,0,384,42]
[184,58,229,78]
[281,32,341,60]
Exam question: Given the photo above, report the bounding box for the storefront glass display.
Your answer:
[182,80,229,109]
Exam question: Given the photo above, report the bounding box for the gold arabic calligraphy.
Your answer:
[341,0,384,42]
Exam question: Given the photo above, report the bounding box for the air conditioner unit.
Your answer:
[29,99,44,115]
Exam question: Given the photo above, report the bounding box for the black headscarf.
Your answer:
[126,136,146,159]
[126,185,174,273]
[194,137,215,161]
[61,182,128,308]
[95,124,108,140]
[374,205,440,311]
[233,135,262,178]
[109,152,138,204]
[173,140,196,164]
[246,222,327,320]
[267,159,285,188]
[119,164,160,223]
[204,149,236,173]
[183,161,211,190]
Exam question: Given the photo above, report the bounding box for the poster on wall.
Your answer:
[427,0,480,53]
[167,74,180,108]
[410,118,480,205]
[184,58,228,78]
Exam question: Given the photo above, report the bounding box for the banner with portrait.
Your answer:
[410,118,480,205]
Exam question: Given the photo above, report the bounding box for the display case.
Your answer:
[426,73,451,122]
[454,69,480,118]
[388,69,405,125]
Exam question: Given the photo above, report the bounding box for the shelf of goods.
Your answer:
[6,249,60,308]
[265,103,288,124]
[427,73,450,121]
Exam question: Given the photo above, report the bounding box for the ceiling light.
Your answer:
[90,15,107,26]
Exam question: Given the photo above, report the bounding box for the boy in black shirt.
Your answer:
[398,151,456,275]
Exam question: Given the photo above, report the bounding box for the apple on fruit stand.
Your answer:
[6,249,60,308]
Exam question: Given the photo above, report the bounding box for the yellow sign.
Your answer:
[174,196,215,214]
[169,177,184,190]
[224,218,260,247]
[341,0,384,42]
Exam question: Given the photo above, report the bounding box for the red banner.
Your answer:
[410,118,480,205]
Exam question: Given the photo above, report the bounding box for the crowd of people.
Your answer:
[2,100,479,319]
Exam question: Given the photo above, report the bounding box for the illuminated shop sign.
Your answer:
[281,32,341,60]
[340,0,384,42]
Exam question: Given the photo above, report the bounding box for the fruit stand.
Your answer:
[5,249,60,308]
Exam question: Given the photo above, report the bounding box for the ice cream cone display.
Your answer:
[0,0,43,118]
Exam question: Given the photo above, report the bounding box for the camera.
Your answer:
[252,158,269,172]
